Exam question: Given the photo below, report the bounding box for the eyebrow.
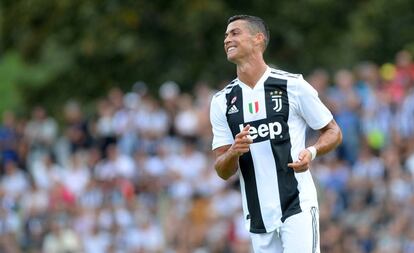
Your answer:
[224,28,241,37]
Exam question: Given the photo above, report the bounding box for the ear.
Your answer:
[254,33,265,48]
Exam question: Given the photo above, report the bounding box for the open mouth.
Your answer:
[227,46,236,53]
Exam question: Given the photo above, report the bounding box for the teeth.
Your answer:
[227,47,236,52]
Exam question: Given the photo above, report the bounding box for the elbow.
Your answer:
[214,163,234,181]
[216,168,232,181]
[218,173,231,181]
[213,149,238,180]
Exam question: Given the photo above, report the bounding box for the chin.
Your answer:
[227,54,238,63]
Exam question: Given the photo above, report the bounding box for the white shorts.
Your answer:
[250,207,320,253]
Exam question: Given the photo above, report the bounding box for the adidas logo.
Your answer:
[228,105,239,114]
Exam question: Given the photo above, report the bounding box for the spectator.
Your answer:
[42,218,82,253]
[328,69,362,164]
[0,111,20,167]
[63,100,93,153]
[94,143,135,181]
[24,106,58,164]
[174,93,200,139]
[94,99,117,154]
[60,151,91,197]
[0,159,29,201]
[2,50,414,252]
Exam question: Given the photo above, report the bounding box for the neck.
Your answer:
[236,55,268,88]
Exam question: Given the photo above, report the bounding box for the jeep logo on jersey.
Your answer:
[239,121,283,142]
[270,90,283,112]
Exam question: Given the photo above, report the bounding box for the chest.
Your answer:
[225,77,292,142]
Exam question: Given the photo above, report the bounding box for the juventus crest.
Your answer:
[270,90,283,112]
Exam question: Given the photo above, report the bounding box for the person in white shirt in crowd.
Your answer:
[24,106,58,164]
[134,95,169,152]
[60,151,91,198]
[95,98,117,151]
[42,218,82,253]
[94,143,136,181]
[174,93,200,139]
[167,139,207,201]
[0,159,29,201]
[112,91,140,156]
[82,223,111,253]
[30,152,63,191]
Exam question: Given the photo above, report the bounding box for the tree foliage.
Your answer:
[1,0,413,114]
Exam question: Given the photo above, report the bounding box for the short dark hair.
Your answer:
[227,15,270,50]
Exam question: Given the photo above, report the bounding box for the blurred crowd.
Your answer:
[0,49,414,253]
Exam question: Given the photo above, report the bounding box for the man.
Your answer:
[210,15,342,252]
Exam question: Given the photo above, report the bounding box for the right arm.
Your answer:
[210,92,252,180]
[214,125,252,180]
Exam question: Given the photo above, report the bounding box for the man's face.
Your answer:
[224,20,256,63]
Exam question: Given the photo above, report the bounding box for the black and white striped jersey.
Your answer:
[210,67,333,234]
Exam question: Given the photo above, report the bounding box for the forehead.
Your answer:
[226,20,250,33]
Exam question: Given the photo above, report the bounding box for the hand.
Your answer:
[288,149,312,173]
[229,125,252,157]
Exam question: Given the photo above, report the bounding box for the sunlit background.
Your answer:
[1,1,414,252]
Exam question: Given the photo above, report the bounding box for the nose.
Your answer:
[224,35,231,46]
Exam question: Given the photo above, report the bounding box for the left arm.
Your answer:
[288,119,342,172]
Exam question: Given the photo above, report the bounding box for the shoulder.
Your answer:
[268,68,318,100]
[269,68,303,81]
[211,79,240,115]
[212,79,240,99]
[269,68,314,92]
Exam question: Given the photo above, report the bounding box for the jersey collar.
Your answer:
[238,66,271,90]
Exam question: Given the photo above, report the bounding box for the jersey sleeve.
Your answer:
[210,93,234,150]
[296,77,333,130]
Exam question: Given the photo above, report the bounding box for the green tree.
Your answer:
[1,0,413,115]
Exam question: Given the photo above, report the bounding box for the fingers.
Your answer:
[235,124,252,145]
[236,124,251,139]
[288,149,312,173]
[230,142,250,156]
[243,124,250,131]
[231,125,252,156]
[287,160,308,173]
[236,147,250,154]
